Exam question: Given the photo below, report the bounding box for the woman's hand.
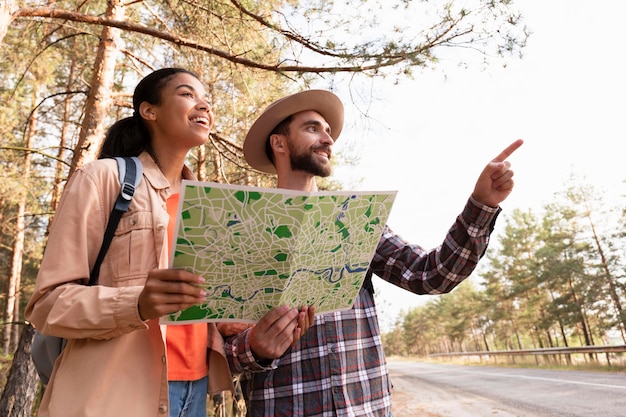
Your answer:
[138,269,206,320]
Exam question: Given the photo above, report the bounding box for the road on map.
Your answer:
[387,360,626,417]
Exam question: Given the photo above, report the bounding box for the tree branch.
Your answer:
[13,6,473,74]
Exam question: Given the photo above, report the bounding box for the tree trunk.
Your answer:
[569,276,596,360]
[0,0,17,45]
[589,218,626,342]
[481,328,490,351]
[68,0,124,177]
[208,141,224,183]
[197,145,208,182]
[3,88,37,355]
[0,324,40,417]
[50,57,76,213]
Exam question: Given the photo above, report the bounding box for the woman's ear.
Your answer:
[139,101,157,121]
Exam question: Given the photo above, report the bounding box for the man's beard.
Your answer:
[289,147,332,177]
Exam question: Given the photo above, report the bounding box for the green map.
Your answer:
[161,181,396,324]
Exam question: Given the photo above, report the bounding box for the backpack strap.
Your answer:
[115,156,143,210]
[88,156,142,286]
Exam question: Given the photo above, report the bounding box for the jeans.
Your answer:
[168,376,208,417]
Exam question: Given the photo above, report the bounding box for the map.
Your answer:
[161,180,396,324]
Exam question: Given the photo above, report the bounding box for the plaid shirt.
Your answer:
[224,197,500,417]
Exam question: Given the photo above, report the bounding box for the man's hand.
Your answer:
[249,305,315,361]
[138,269,206,320]
[292,306,315,347]
[471,139,523,207]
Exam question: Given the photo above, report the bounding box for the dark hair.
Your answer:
[265,115,293,165]
[98,68,200,159]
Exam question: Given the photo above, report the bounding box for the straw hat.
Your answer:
[243,90,344,173]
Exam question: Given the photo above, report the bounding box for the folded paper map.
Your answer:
[161,181,396,324]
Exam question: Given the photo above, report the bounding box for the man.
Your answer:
[224,90,523,417]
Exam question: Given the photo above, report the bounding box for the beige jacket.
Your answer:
[25,152,232,417]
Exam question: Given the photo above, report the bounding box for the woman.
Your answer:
[26,68,233,417]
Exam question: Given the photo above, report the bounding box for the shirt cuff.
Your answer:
[465,196,502,230]
[113,286,149,331]
[238,329,278,372]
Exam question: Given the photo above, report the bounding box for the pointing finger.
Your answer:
[492,139,523,163]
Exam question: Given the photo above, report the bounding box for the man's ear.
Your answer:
[139,101,157,121]
[269,134,287,156]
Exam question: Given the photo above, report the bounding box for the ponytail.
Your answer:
[97,115,148,159]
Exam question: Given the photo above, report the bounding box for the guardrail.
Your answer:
[429,344,626,366]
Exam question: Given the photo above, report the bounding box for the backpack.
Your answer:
[31,156,142,385]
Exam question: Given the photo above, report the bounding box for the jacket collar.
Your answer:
[138,152,197,192]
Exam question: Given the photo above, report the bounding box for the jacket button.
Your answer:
[159,404,167,413]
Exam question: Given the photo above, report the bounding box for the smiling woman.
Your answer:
[25,68,233,417]
[143,78,214,160]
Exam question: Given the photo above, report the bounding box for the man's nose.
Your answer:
[320,131,334,145]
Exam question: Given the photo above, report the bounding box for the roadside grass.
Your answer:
[387,354,626,373]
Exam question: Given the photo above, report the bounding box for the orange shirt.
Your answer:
[166,193,208,381]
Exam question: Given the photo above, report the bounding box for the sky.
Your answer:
[328,1,626,331]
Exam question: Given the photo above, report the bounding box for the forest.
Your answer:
[1,1,624,416]
[382,187,626,358]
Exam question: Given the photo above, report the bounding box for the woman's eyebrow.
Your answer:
[175,84,210,100]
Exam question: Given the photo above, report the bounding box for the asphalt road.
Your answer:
[387,359,626,417]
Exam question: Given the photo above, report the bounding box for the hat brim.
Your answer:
[243,90,344,173]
